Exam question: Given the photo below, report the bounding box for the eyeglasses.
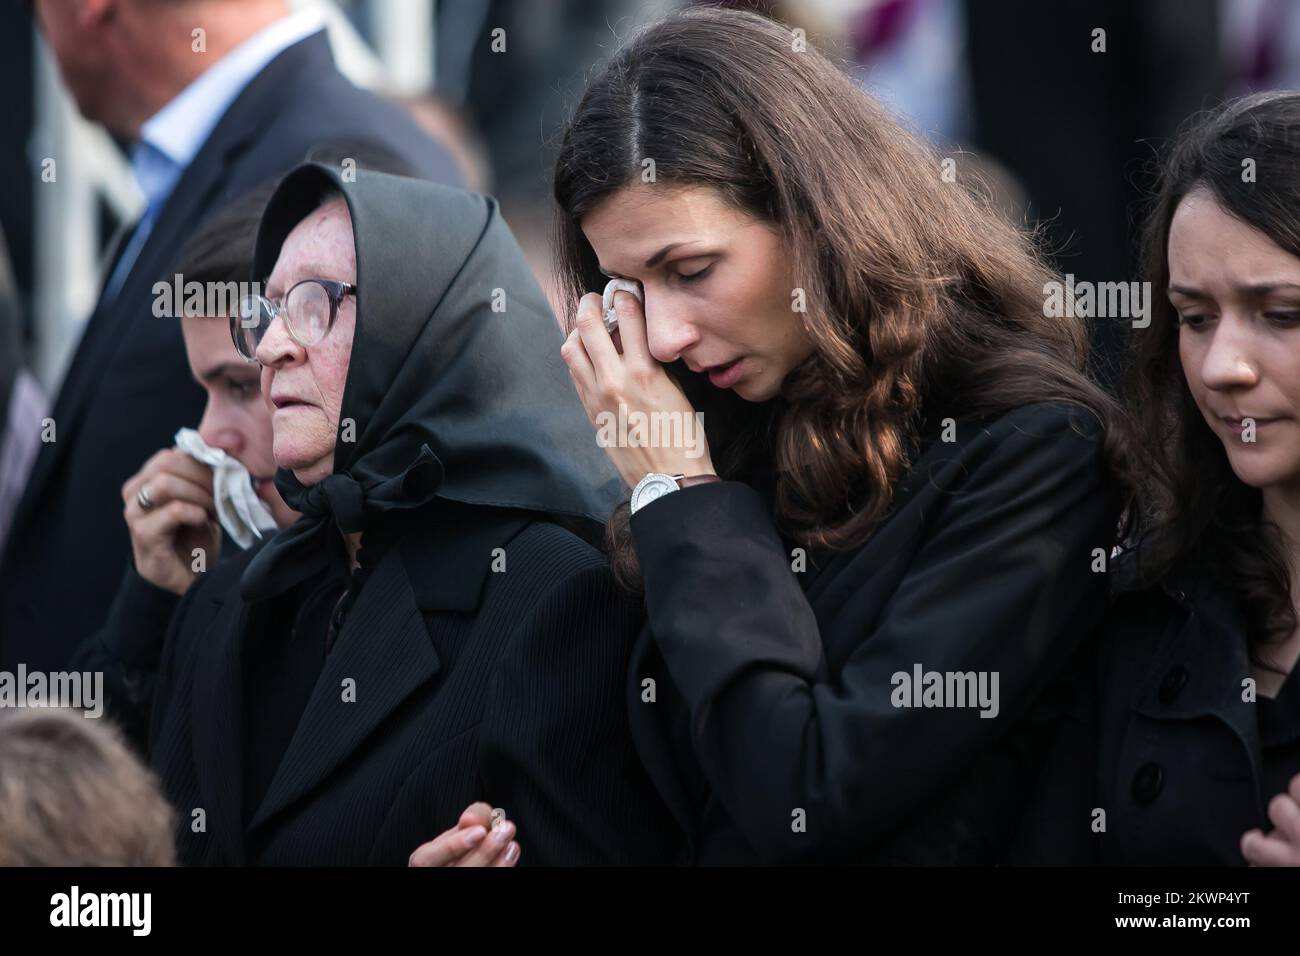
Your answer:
[232,278,356,363]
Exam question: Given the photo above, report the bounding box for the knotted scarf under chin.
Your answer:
[239,443,445,602]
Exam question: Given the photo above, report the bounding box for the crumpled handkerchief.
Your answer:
[174,428,278,549]
[602,278,643,333]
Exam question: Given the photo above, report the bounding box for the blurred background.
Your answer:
[4,0,1299,413]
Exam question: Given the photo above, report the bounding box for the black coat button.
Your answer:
[1132,762,1164,804]
[1159,665,1189,704]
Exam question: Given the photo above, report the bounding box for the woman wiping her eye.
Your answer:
[556,7,1133,864]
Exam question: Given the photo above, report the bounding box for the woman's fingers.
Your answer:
[125,449,214,497]
[127,471,216,520]
[129,500,218,566]
[561,328,597,401]
[560,286,713,485]
[451,817,517,867]
[574,292,623,383]
[153,449,216,493]
[1266,791,1300,845]
[121,452,168,509]
[567,289,658,412]
[127,498,220,595]
[123,450,216,520]
[135,500,215,537]
[491,842,521,867]
[458,802,495,830]
[137,499,220,561]
[407,804,516,868]
[1241,828,1300,866]
[609,288,652,369]
[408,824,488,867]
[1241,790,1300,866]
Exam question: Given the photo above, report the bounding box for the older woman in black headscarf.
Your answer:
[148,163,679,866]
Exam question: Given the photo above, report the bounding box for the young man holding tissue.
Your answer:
[71,187,297,753]
[121,187,297,598]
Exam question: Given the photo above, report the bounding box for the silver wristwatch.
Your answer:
[630,473,683,515]
[629,472,720,514]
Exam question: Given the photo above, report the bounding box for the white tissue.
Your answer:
[601,278,642,333]
[173,428,278,549]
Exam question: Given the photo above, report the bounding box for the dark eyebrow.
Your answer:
[599,242,701,278]
[644,242,684,268]
[1239,281,1300,295]
[1169,281,1300,297]
[200,362,259,385]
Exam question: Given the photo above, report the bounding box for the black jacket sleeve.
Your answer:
[1007,642,1103,864]
[69,564,180,755]
[479,561,680,865]
[630,408,1116,863]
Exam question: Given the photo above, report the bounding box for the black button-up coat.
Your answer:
[1016,556,1288,865]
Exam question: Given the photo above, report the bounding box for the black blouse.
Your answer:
[240,525,390,828]
[242,567,347,827]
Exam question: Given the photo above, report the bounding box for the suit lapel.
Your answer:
[46,136,239,443]
[191,596,252,865]
[96,214,141,302]
[248,545,441,830]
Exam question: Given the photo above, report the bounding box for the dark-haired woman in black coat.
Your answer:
[556,8,1127,865]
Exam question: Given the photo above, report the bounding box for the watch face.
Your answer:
[632,474,678,513]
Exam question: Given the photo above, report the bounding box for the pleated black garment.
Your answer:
[150,501,678,865]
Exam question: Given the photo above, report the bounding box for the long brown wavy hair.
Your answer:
[552,6,1131,587]
[1129,91,1300,669]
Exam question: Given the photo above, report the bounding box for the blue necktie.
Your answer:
[101,140,179,304]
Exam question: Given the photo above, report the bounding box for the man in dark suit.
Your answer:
[4,0,461,672]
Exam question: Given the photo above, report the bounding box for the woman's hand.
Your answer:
[120,449,219,596]
[408,802,521,867]
[560,289,716,489]
[1241,773,1300,866]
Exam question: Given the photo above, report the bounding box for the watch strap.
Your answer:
[676,474,721,489]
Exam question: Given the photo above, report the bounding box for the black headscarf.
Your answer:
[240,163,622,601]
